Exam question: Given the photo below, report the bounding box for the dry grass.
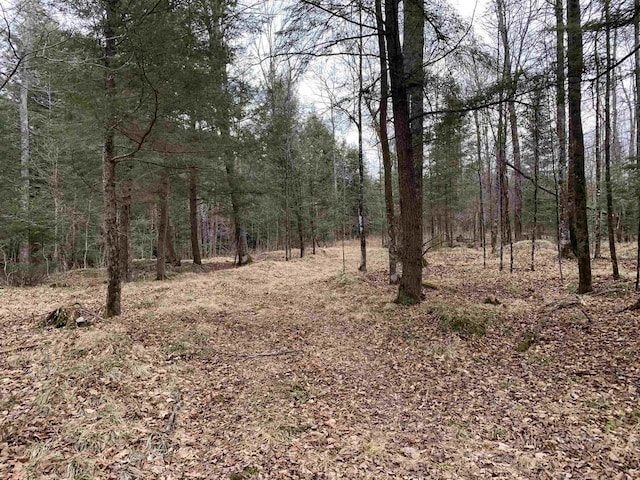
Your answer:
[0,240,639,479]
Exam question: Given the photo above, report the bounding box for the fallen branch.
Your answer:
[545,297,581,312]
[237,349,299,359]
[0,343,41,355]
[589,286,630,297]
[617,298,640,313]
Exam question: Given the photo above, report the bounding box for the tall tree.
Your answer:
[201,0,251,266]
[357,1,366,272]
[102,0,121,316]
[156,170,170,281]
[567,0,591,293]
[635,0,640,290]
[594,32,603,259]
[16,1,37,265]
[375,0,398,284]
[386,0,422,304]
[604,0,620,279]
[189,166,202,265]
[496,0,523,242]
[556,0,572,258]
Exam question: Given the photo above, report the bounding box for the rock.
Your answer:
[75,316,88,327]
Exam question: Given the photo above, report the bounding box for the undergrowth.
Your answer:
[427,299,495,338]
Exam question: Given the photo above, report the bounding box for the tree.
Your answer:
[357,1,367,273]
[556,0,572,258]
[189,166,202,265]
[102,0,121,316]
[495,0,523,242]
[604,0,620,279]
[635,0,640,290]
[567,0,591,293]
[374,0,398,283]
[386,0,423,304]
[16,1,37,266]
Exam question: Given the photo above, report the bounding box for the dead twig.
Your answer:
[165,391,183,433]
[0,343,41,355]
[236,349,299,359]
[617,298,640,313]
[77,307,105,323]
[545,297,580,312]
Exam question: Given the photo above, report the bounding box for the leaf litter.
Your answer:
[0,241,638,479]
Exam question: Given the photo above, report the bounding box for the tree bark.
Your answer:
[189,166,202,265]
[357,2,366,273]
[296,208,305,258]
[484,117,497,253]
[166,220,181,267]
[386,0,422,304]
[103,0,121,316]
[474,111,486,268]
[156,171,169,281]
[375,0,398,284]
[594,33,602,259]
[635,0,640,290]
[18,13,32,266]
[223,137,251,266]
[205,4,251,267]
[497,100,511,271]
[567,0,592,293]
[119,163,133,282]
[604,0,620,279]
[496,0,523,242]
[531,86,541,271]
[556,0,573,258]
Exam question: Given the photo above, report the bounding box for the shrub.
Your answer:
[2,262,47,286]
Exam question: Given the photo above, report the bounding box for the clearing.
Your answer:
[0,241,639,479]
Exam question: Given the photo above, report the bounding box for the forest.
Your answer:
[0,0,639,478]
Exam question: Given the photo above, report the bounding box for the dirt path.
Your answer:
[1,243,639,479]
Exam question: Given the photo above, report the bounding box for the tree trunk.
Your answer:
[567,0,592,293]
[189,166,202,265]
[310,208,317,255]
[18,18,32,266]
[224,153,251,266]
[156,171,169,281]
[386,0,422,304]
[635,0,640,290]
[496,0,523,242]
[484,118,497,253]
[556,0,573,258]
[531,86,541,271]
[118,164,133,282]
[594,34,603,259]
[474,111,487,268]
[166,220,181,267]
[497,100,510,272]
[357,3,367,272]
[103,0,121,316]
[604,0,620,280]
[296,208,305,258]
[375,0,398,284]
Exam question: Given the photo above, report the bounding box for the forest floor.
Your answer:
[1,240,639,479]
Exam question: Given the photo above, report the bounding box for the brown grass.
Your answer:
[0,240,639,479]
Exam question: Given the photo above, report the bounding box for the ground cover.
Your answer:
[1,241,638,479]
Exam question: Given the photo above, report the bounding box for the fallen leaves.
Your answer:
[0,242,639,478]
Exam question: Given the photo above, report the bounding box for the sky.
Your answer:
[454,0,488,20]
[296,0,491,174]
